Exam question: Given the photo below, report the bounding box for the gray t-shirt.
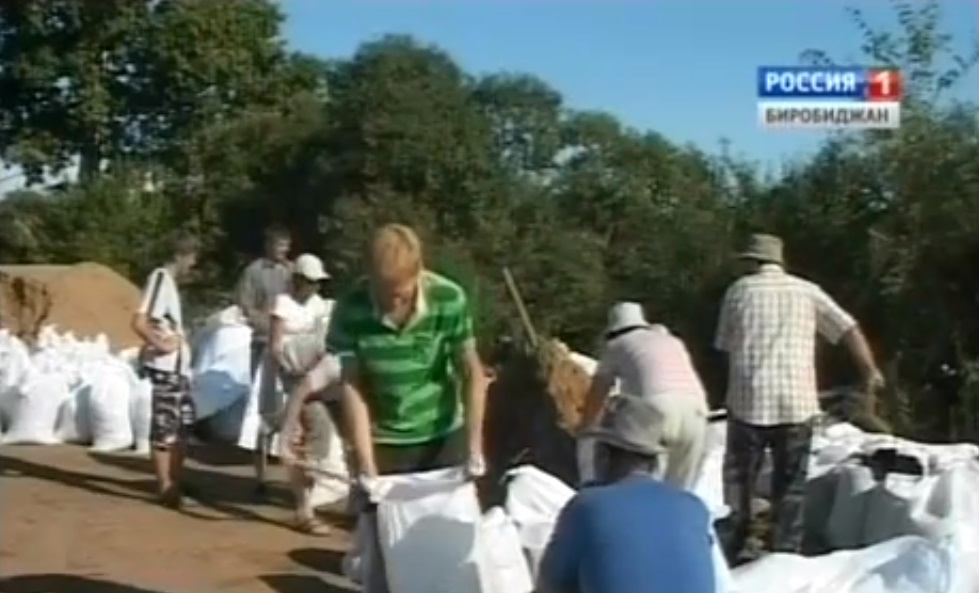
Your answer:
[236,258,292,343]
[138,267,191,376]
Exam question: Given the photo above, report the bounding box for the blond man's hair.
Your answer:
[370,223,424,284]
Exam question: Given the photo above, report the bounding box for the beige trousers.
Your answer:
[656,393,710,490]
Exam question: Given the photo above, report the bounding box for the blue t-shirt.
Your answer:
[538,474,715,593]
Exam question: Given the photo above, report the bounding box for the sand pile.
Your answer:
[0,263,142,349]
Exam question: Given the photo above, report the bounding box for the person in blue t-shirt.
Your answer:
[537,394,716,593]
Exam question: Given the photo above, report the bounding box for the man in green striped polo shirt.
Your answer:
[326,224,488,481]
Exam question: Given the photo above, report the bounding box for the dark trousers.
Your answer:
[723,418,813,556]
[374,429,468,475]
[249,340,266,379]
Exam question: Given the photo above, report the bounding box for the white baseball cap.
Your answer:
[293,253,330,281]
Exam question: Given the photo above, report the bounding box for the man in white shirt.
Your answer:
[131,233,200,509]
[714,234,884,559]
[580,302,710,490]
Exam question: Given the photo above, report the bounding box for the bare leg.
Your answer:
[152,448,173,493]
[289,465,313,520]
[170,441,187,488]
[254,432,270,499]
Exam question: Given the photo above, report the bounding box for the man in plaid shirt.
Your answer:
[714,234,883,560]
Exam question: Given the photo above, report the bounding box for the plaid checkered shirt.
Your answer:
[714,264,857,425]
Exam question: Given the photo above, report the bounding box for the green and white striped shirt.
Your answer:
[326,271,474,445]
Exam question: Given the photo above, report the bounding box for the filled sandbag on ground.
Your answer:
[2,371,71,445]
[88,363,136,452]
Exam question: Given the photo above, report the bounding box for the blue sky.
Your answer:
[282,0,978,168]
[1,1,975,194]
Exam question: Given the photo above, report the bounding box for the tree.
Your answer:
[0,0,319,183]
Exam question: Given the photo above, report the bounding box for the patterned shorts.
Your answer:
[144,368,195,449]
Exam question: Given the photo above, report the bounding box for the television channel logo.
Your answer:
[757,66,902,130]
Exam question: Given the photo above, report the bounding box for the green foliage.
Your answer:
[1,0,976,440]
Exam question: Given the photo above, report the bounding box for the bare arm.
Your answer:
[269,315,287,370]
[713,286,736,353]
[280,373,317,462]
[841,326,878,377]
[325,291,376,475]
[130,313,176,353]
[459,340,488,459]
[813,287,880,382]
[341,363,377,477]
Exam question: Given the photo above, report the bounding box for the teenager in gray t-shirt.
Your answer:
[235,224,292,498]
[236,225,293,376]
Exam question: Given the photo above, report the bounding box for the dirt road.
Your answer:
[0,444,355,593]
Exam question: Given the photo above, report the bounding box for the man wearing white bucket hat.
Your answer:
[539,394,715,593]
[580,302,710,490]
[715,233,883,559]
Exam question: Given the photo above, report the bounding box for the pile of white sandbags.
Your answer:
[0,326,152,452]
[0,306,259,453]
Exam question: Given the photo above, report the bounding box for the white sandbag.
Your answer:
[130,378,153,454]
[191,323,252,421]
[730,535,966,593]
[0,337,32,427]
[237,357,283,451]
[825,463,877,549]
[711,526,734,593]
[89,366,135,451]
[480,508,534,593]
[207,397,248,442]
[517,521,553,581]
[2,372,71,444]
[863,463,979,547]
[307,410,352,509]
[504,465,575,528]
[0,386,21,431]
[344,512,391,593]
[54,384,93,444]
[503,466,575,580]
[375,468,494,593]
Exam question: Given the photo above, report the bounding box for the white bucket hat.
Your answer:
[605,302,649,338]
[293,253,330,281]
[737,234,784,265]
